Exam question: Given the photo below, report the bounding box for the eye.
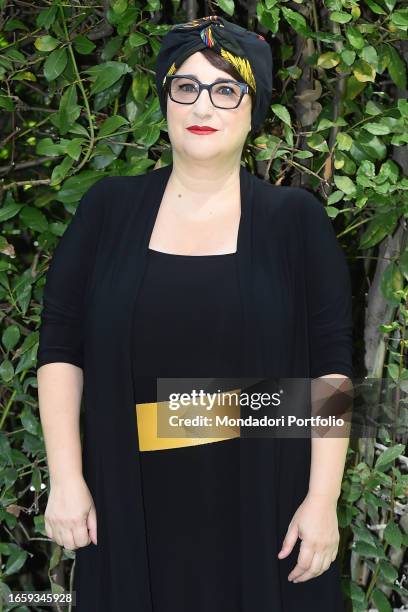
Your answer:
[213,83,240,97]
[216,85,234,96]
[179,83,197,92]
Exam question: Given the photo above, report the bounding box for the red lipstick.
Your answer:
[187,125,219,135]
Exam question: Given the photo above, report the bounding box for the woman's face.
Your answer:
[166,51,252,164]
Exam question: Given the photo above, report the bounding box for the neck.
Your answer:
[169,154,242,199]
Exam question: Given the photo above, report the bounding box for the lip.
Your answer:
[186,125,218,134]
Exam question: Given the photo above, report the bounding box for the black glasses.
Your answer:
[164,75,250,109]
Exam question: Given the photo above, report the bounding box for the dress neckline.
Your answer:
[148,247,237,258]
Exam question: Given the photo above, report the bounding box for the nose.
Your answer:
[192,87,214,115]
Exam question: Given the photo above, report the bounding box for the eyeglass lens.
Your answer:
[169,77,242,109]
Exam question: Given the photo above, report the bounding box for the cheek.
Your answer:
[167,100,189,130]
[225,107,251,134]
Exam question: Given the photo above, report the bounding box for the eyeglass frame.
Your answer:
[163,74,252,110]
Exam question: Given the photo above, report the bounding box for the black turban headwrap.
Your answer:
[155,16,273,136]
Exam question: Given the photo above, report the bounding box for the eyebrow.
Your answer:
[177,73,238,83]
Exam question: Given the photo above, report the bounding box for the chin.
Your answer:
[184,150,223,161]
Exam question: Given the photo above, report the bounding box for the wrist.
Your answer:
[49,472,85,488]
[307,490,340,505]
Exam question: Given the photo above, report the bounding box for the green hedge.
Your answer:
[0,2,407,611]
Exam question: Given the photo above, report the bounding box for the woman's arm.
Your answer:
[278,191,354,583]
[37,363,83,486]
[36,177,109,550]
[308,373,353,502]
[37,363,96,550]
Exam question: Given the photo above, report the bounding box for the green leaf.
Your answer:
[0,95,14,111]
[128,32,148,48]
[20,407,40,436]
[35,4,58,28]
[133,124,161,147]
[112,0,128,13]
[102,35,125,61]
[329,11,353,23]
[317,52,340,69]
[371,588,392,612]
[341,49,356,66]
[84,61,132,94]
[216,0,235,15]
[359,212,398,249]
[19,207,48,233]
[281,7,310,35]
[43,47,68,81]
[349,581,366,603]
[271,104,292,126]
[132,72,150,104]
[336,133,353,151]
[94,76,126,111]
[31,466,42,493]
[353,541,386,558]
[333,175,356,195]
[380,262,404,304]
[34,35,59,52]
[2,325,20,351]
[391,9,408,27]
[378,560,398,583]
[98,115,128,138]
[0,359,14,383]
[4,547,28,576]
[73,34,96,55]
[50,156,75,186]
[383,521,403,548]
[65,139,84,160]
[257,5,280,33]
[363,122,391,135]
[385,43,407,90]
[376,160,399,184]
[306,133,329,152]
[399,250,408,281]
[4,19,28,32]
[55,172,107,204]
[345,26,365,49]
[59,84,81,134]
[364,0,387,15]
[36,137,65,157]
[375,443,405,470]
[353,59,376,83]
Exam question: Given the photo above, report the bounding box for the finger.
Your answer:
[278,521,299,559]
[44,517,54,541]
[288,540,315,581]
[72,523,91,548]
[61,528,77,551]
[293,551,323,583]
[52,526,65,547]
[87,505,97,545]
[317,553,332,576]
[52,524,75,550]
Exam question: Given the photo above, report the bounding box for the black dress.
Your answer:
[38,164,352,611]
[132,247,244,612]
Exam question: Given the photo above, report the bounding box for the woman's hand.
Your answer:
[45,475,97,550]
[277,492,340,583]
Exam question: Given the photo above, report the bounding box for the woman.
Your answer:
[37,15,353,612]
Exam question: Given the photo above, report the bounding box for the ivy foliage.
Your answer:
[0,1,407,610]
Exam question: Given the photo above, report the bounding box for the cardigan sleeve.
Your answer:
[36,178,108,371]
[301,191,353,379]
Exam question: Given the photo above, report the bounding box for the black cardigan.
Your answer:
[37,161,353,612]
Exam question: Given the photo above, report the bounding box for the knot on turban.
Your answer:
[155,16,273,135]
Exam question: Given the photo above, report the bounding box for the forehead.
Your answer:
[175,51,234,80]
